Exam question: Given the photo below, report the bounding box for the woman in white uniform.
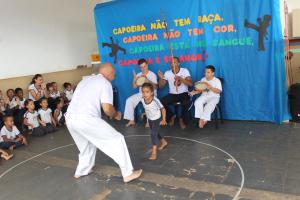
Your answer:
[65,63,142,183]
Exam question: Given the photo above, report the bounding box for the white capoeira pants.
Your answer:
[66,116,134,178]
[194,95,220,121]
[123,93,143,121]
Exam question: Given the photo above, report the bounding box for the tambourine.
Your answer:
[194,82,208,91]
[136,76,147,87]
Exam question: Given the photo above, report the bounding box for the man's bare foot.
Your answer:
[145,121,149,128]
[199,119,205,128]
[123,169,143,183]
[9,145,14,151]
[148,153,157,160]
[158,139,168,151]
[168,115,176,126]
[149,146,157,160]
[203,120,208,128]
[125,120,135,127]
[74,170,94,179]
[114,112,122,121]
[179,118,186,129]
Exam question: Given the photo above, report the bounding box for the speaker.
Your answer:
[289,83,300,122]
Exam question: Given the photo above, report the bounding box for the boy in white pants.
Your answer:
[189,65,222,128]
[124,58,157,127]
[65,63,142,183]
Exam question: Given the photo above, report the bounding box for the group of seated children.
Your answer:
[0,80,74,161]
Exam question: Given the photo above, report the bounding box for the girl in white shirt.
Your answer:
[50,82,61,99]
[38,98,57,133]
[141,83,168,160]
[53,97,65,126]
[63,82,74,102]
[28,74,47,110]
[24,99,47,136]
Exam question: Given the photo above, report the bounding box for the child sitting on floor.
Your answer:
[50,82,61,99]
[0,115,27,150]
[0,90,7,119]
[14,88,26,109]
[141,83,168,160]
[53,97,65,126]
[63,82,73,103]
[38,98,57,133]
[6,89,17,111]
[23,99,47,136]
[13,88,27,131]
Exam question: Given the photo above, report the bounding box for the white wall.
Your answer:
[0,0,107,79]
[287,0,300,11]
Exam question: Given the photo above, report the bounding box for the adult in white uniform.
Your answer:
[189,65,222,128]
[124,58,158,127]
[65,63,142,183]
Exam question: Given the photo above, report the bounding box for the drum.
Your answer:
[194,82,207,91]
[136,76,147,87]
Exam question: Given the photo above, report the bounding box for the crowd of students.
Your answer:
[0,74,74,161]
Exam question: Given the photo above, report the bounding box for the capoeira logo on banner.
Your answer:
[102,36,127,64]
[244,15,271,51]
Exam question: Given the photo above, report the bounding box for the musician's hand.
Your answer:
[175,76,183,82]
[114,111,122,121]
[158,70,164,79]
[205,83,213,90]
[189,90,198,97]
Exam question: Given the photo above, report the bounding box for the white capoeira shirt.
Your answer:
[199,77,222,98]
[0,125,20,142]
[66,74,113,118]
[38,108,53,123]
[137,71,157,94]
[24,111,40,129]
[141,97,164,121]
[163,68,191,94]
[8,98,18,109]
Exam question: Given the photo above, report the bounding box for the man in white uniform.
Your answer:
[189,65,222,128]
[124,58,158,127]
[65,63,142,183]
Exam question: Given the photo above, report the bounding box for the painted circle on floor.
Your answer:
[0,135,244,200]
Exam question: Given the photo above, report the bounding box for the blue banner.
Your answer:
[94,0,290,123]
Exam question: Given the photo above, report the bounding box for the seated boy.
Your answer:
[0,115,28,150]
[189,65,222,128]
